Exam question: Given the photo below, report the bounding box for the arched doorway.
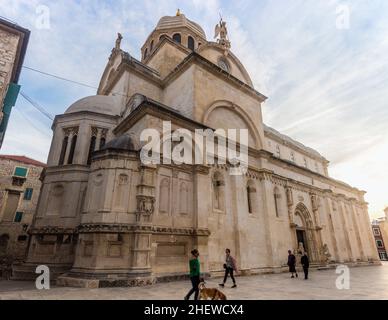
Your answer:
[293,203,320,263]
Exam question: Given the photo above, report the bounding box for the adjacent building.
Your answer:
[0,155,45,261]
[0,17,30,149]
[14,12,380,287]
[372,208,388,261]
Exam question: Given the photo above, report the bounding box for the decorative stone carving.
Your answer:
[297,242,305,254]
[311,193,319,212]
[115,32,123,50]
[322,243,332,263]
[286,187,293,206]
[63,126,79,137]
[137,196,155,217]
[214,17,231,53]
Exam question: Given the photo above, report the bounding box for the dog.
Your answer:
[198,280,227,300]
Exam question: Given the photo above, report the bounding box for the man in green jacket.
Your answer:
[184,249,200,300]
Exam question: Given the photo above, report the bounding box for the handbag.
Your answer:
[223,263,227,269]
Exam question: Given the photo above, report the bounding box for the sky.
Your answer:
[1,0,387,219]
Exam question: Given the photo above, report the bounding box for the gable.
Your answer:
[145,38,190,79]
[198,43,253,86]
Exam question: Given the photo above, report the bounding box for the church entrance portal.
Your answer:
[296,229,308,253]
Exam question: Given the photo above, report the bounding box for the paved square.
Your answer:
[0,262,387,300]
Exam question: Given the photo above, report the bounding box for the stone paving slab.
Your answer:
[0,262,387,300]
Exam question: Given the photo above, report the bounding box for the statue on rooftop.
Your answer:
[214,16,231,52]
[115,32,123,50]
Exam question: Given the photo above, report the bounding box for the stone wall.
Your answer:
[0,27,21,123]
[0,158,44,260]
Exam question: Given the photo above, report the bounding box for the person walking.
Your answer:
[219,248,238,288]
[184,249,200,300]
[287,250,298,278]
[301,252,309,280]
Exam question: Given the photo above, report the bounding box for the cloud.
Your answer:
[1,0,387,217]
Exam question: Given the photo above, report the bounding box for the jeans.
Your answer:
[186,276,200,300]
[223,267,236,284]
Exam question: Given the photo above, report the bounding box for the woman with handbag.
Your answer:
[219,248,238,288]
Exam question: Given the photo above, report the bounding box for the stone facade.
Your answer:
[372,208,388,260]
[0,18,30,148]
[0,156,45,263]
[15,13,380,286]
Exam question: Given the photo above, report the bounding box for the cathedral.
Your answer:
[15,12,380,287]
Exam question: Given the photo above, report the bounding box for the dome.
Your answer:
[65,95,122,116]
[155,14,206,40]
[102,134,138,151]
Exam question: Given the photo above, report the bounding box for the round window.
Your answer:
[218,58,230,72]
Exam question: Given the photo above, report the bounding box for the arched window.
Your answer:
[246,180,257,214]
[188,36,195,50]
[213,172,225,211]
[159,178,170,213]
[150,40,154,51]
[87,136,96,165]
[144,48,148,60]
[173,33,181,44]
[179,182,189,214]
[274,187,281,217]
[67,135,77,164]
[58,136,68,165]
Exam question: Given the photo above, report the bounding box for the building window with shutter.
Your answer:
[14,166,28,177]
[14,212,23,223]
[24,188,33,200]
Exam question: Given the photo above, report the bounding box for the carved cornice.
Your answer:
[29,226,77,235]
[75,224,211,236]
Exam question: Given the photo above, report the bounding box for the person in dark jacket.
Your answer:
[287,250,298,278]
[219,248,238,288]
[184,249,200,300]
[301,252,310,280]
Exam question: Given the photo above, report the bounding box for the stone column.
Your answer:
[191,165,210,274]
[324,196,340,262]
[286,185,299,255]
[229,173,244,271]
[47,124,63,166]
[258,171,276,268]
[63,129,73,165]
[338,201,354,262]
[130,165,156,278]
[350,201,366,261]
[359,203,380,261]
[75,122,90,165]
[310,193,324,263]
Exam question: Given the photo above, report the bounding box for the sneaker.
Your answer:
[219,283,225,287]
[291,276,295,278]
[231,284,237,288]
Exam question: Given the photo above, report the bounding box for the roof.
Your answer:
[263,124,327,161]
[65,95,122,116]
[102,134,139,152]
[0,155,46,167]
[156,14,206,40]
[0,17,30,84]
